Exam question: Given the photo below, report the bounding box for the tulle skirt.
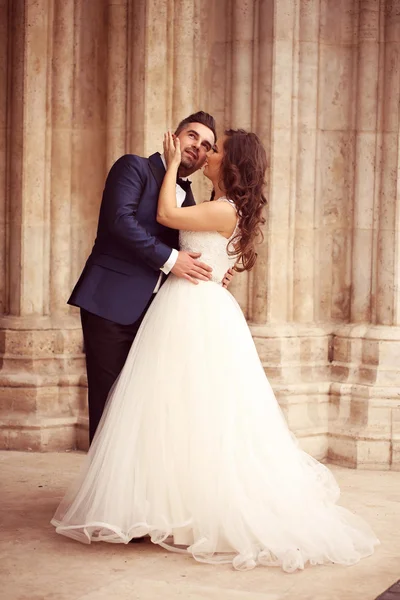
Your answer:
[51,276,379,572]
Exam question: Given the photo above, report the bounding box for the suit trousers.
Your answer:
[81,294,155,444]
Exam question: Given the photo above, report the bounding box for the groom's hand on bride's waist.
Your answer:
[171,251,212,284]
[222,268,235,289]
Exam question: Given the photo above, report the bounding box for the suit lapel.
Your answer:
[148,152,196,207]
[148,152,165,188]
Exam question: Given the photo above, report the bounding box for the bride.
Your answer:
[51,129,379,572]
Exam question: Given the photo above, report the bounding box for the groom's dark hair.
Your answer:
[175,111,217,141]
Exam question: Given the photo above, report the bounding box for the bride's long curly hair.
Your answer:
[217,129,268,272]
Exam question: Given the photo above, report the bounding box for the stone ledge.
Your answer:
[330,382,400,400]
[0,314,81,330]
[328,437,393,470]
[333,324,400,341]
[0,373,86,387]
[0,415,78,451]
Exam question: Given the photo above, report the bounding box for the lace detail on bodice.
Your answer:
[179,198,238,284]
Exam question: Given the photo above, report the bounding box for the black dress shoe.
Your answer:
[129,536,145,543]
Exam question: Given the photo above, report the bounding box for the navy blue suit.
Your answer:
[71,152,195,442]
[69,152,194,325]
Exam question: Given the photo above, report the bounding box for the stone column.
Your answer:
[172,0,195,122]
[248,0,332,461]
[69,0,108,287]
[70,0,109,448]
[315,0,357,324]
[0,0,8,316]
[143,0,170,155]
[125,0,145,155]
[0,0,84,451]
[292,0,320,324]
[250,0,273,326]
[264,0,299,324]
[330,0,400,470]
[106,0,128,167]
[7,0,49,317]
[350,0,381,324]
[190,0,231,205]
[50,0,74,316]
[376,0,400,327]
[228,0,255,316]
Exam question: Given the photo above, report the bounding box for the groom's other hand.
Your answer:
[222,268,235,289]
[172,251,212,284]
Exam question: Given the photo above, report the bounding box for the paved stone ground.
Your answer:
[1,451,399,600]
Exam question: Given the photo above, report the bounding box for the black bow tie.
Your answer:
[176,177,192,192]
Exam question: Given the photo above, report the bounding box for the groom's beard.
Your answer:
[180,147,201,171]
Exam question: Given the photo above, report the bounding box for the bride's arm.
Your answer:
[157,133,236,233]
[158,194,236,232]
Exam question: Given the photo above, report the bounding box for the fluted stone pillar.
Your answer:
[69,0,108,289]
[293,0,320,325]
[69,0,109,447]
[142,0,170,155]
[1,0,399,465]
[250,0,273,325]
[265,0,296,325]
[8,0,49,317]
[126,0,145,154]
[330,0,400,470]
[106,0,128,167]
[227,0,255,316]
[248,0,331,460]
[351,0,381,324]
[172,0,195,121]
[376,0,400,327]
[0,0,8,317]
[0,0,84,450]
[50,0,74,316]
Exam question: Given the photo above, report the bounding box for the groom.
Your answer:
[69,111,231,443]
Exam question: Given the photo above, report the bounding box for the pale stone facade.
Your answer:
[0,0,399,468]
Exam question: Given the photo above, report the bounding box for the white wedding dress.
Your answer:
[52,199,379,572]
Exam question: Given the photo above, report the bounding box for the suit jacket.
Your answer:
[68,152,195,324]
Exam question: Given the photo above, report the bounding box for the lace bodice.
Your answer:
[179,198,238,284]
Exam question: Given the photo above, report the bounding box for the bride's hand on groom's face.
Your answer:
[164,131,181,168]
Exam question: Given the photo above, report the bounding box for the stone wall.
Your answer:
[0,0,399,468]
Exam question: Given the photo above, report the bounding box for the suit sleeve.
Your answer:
[104,155,173,271]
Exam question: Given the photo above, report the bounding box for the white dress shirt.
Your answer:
[153,155,188,293]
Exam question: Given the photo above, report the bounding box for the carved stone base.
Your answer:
[329,324,400,470]
[0,316,86,450]
[251,324,331,460]
[2,317,399,469]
